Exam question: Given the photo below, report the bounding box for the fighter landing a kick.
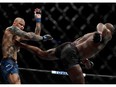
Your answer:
[15,23,115,83]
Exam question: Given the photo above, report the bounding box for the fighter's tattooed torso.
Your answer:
[2,26,20,60]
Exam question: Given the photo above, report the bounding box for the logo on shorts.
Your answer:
[5,64,13,71]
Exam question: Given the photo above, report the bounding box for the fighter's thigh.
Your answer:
[67,64,85,83]
[8,73,21,84]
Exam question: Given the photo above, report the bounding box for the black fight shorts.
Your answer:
[55,42,81,70]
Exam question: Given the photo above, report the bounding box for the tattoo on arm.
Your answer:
[9,26,43,41]
[35,26,41,35]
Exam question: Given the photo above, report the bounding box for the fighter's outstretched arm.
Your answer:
[9,26,53,41]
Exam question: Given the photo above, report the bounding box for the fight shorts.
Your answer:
[55,42,81,70]
[0,57,19,83]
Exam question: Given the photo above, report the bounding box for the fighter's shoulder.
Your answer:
[4,26,9,31]
[105,28,112,34]
[4,26,14,34]
[103,29,112,41]
[5,26,19,34]
[5,26,13,31]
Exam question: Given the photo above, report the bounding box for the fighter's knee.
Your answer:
[15,77,21,84]
[13,79,21,84]
[8,75,21,84]
[71,75,85,84]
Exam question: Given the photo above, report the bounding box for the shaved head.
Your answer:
[105,23,115,33]
[13,17,25,30]
[14,17,25,24]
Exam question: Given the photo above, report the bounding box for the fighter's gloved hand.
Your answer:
[84,60,94,69]
[34,8,41,23]
[81,59,94,69]
[34,8,41,18]
[42,34,53,41]
[93,32,102,43]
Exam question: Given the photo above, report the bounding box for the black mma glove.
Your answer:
[93,32,102,43]
[84,60,94,69]
[81,59,94,69]
[42,34,53,41]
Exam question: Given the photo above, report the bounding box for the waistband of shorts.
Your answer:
[70,43,78,51]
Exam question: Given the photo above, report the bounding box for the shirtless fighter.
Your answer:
[15,23,115,83]
[0,8,52,84]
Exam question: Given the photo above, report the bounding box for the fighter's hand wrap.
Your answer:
[42,34,53,41]
[35,18,41,23]
[93,32,102,43]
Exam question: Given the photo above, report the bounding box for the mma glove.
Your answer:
[42,34,53,41]
[93,32,102,43]
[81,59,94,69]
[84,60,94,69]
